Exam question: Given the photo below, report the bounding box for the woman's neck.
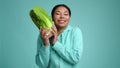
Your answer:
[57,27,66,35]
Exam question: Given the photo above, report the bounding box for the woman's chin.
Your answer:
[57,25,67,29]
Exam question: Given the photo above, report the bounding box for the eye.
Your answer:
[55,12,60,15]
[64,13,69,16]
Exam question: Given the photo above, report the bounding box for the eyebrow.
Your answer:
[55,11,60,13]
[55,11,69,13]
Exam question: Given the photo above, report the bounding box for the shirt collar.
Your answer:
[60,25,72,35]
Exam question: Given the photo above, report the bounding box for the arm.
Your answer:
[36,35,50,68]
[52,27,83,65]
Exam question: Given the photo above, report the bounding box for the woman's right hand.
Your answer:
[40,25,58,46]
[40,28,51,46]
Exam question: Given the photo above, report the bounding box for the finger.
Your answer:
[53,25,57,32]
[51,30,57,44]
[44,29,51,39]
[43,29,48,36]
[46,30,51,37]
[52,25,57,33]
[53,34,57,44]
[41,29,47,38]
[43,33,48,40]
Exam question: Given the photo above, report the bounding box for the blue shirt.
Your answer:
[36,25,83,68]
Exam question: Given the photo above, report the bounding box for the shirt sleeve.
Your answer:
[52,27,83,65]
[36,35,50,68]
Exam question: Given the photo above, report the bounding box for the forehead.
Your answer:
[55,6,69,12]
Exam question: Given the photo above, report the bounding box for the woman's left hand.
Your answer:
[51,25,58,44]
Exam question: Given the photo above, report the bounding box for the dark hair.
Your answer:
[51,4,71,21]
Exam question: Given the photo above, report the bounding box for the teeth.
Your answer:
[59,20,65,23]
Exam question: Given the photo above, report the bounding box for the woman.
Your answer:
[36,4,83,68]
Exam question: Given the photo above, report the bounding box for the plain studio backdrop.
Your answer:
[0,0,120,68]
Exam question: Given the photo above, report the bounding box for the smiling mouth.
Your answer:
[58,20,66,23]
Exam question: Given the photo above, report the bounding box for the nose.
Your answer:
[60,14,64,19]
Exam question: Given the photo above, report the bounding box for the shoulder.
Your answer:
[67,25,82,35]
[70,26,83,42]
[71,26,82,35]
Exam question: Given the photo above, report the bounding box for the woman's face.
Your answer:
[53,6,70,29]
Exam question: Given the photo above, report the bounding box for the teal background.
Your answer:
[0,0,120,68]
